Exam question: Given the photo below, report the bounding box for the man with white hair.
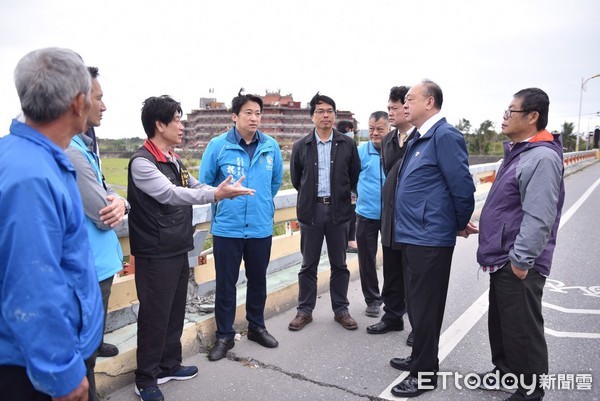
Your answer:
[0,47,103,401]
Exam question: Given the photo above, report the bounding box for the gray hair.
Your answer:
[369,111,389,122]
[14,47,91,123]
[420,79,443,109]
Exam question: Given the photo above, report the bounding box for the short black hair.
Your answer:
[231,88,263,115]
[309,92,336,116]
[389,86,409,103]
[336,120,354,132]
[422,79,443,109]
[369,111,388,122]
[87,66,99,79]
[514,87,550,131]
[141,95,183,138]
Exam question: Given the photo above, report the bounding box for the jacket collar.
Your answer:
[71,132,93,150]
[225,126,267,145]
[9,119,75,173]
[418,116,447,139]
[367,141,381,155]
[305,128,345,144]
[144,139,178,163]
[503,130,563,159]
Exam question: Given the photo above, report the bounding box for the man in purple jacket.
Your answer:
[475,88,564,401]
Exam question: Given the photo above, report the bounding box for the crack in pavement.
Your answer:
[226,352,388,401]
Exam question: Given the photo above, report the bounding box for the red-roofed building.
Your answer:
[183,91,356,151]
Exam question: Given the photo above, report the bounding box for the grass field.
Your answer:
[102,157,292,198]
[101,158,130,187]
[102,157,201,182]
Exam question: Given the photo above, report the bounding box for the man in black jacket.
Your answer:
[367,86,414,346]
[288,93,361,331]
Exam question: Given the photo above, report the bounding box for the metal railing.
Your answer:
[107,150,599,323]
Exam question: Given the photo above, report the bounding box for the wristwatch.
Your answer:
[123,199,131,215]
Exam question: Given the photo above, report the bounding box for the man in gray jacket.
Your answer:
[66,67,127,365]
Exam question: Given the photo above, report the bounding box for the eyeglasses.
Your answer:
[314,109,335,115]
[504,109,532,119]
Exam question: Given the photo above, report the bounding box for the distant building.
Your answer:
[182,91,356,151]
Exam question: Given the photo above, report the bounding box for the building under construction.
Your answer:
[182,91,356,151]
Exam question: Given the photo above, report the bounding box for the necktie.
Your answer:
[398,131,407,148]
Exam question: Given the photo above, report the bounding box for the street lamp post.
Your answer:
[586,117,593,150]
[576,73,600,151]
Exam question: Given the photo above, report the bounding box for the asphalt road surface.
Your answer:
[104,161,600,401]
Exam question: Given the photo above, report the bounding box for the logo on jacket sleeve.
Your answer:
[266,155,273,170]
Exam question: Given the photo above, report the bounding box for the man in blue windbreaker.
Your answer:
[0,47,103,401]
[200,90,283,362]
[389,80,476,397]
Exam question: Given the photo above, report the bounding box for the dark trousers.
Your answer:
[489,263,547,399]
[212,235,273,339]
[0,357,96,401]
[99,275,114,346]
[356,214,382,306]
[82,276,114,400]
[134,254,189,388]
[402,244,454,376]
[348,204,356,241]
[381,245,406,324]
[298,203,350,315]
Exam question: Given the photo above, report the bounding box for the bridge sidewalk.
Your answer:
[97,250,375,399]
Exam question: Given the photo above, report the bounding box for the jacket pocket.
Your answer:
[499,223,507,252]
[416,200,427,230]
[157,208,185,227]
[72,286,89,345]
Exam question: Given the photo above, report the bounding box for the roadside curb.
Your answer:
[95,252,368,396]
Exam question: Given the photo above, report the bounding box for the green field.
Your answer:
[101,158,129,186]
[102,157,292,198]
[101,157,223,197]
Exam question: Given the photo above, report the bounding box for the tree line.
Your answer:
[98,120,582,156]
[457,119,580,155]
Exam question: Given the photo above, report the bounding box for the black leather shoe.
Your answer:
[366,319,404,334]
[248,327,279,348]
[390,355,413,371]
[406,331,414,346]
[98,342,119,357]
[208,337,234,361]
[391,375,437,397]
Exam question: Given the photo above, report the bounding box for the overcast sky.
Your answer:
[1,0,599,140]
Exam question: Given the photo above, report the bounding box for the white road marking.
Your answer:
[558,176,600,230]
[545,328,600,339]
[542,301,600,315]
[378,173,600,400]
[379,372,410,401]
[379,292,490,400]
